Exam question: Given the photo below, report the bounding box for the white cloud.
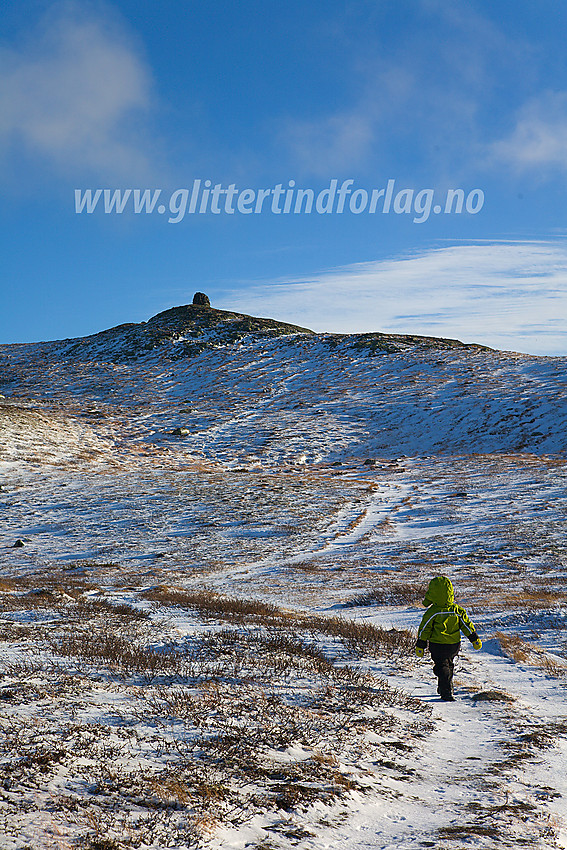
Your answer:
[0,4,157,181]
[220,241,567,355]
[491,91,567,175]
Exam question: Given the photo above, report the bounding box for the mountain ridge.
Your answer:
[2,301,492,363]
[0,301,565,463]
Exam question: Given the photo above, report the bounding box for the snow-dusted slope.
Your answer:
[1,305,567,850]
[0,402,114,468]
[1,304,565,466]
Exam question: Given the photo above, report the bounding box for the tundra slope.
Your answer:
[0,303,564,464]
[0,304,566,850]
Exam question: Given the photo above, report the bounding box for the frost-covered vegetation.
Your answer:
[1,306,566,848]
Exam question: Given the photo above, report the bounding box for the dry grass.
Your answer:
[46,625,180,682]
[0,591,149,624]
[344,582,425,607]
[0,571,98,596]
[502,584,567,608]
[141,586,416,657]
[496,631,567,677]
[0,578,432,848]
[496,632,533,663]
[141,586,281,621]
[438,824,500,839]
[290,560,328,574]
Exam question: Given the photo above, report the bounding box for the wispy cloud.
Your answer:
[279,111,375,177]
[490,91,567,176]
[277,3,525,179]
[0,3,158,182]
[221,241,567,355]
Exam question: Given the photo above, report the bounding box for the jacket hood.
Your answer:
[423,575,454,607]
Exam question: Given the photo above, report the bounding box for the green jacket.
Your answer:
[416,576,479,647]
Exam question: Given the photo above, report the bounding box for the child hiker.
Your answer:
[415,575,482,701]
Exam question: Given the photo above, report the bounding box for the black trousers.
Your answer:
[429,642,460,697]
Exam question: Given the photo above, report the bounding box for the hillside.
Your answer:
[0,299,566,849]
[0,297,564,464]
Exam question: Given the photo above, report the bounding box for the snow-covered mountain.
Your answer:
[1,301,566,850]
[1,299,565,467]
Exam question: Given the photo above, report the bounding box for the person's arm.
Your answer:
[456,605,482,648]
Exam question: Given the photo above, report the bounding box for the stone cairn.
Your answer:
[192,292,211,307]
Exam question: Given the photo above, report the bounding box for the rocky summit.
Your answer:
[20,296,315,362]
[0,293,488,366]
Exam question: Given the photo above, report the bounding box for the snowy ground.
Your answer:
[1,319,566,849]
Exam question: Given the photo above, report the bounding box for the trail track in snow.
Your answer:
[333,616,567,850]
[1,317,567,848]
[2,437,567,848]
[210,470,567,849]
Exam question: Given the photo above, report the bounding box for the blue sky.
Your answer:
[2,0,567,353]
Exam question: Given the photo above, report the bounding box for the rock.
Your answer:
[13,539,25,548]
[172,427,190,437]
[192,292,210,307]
[471,690,514,703]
